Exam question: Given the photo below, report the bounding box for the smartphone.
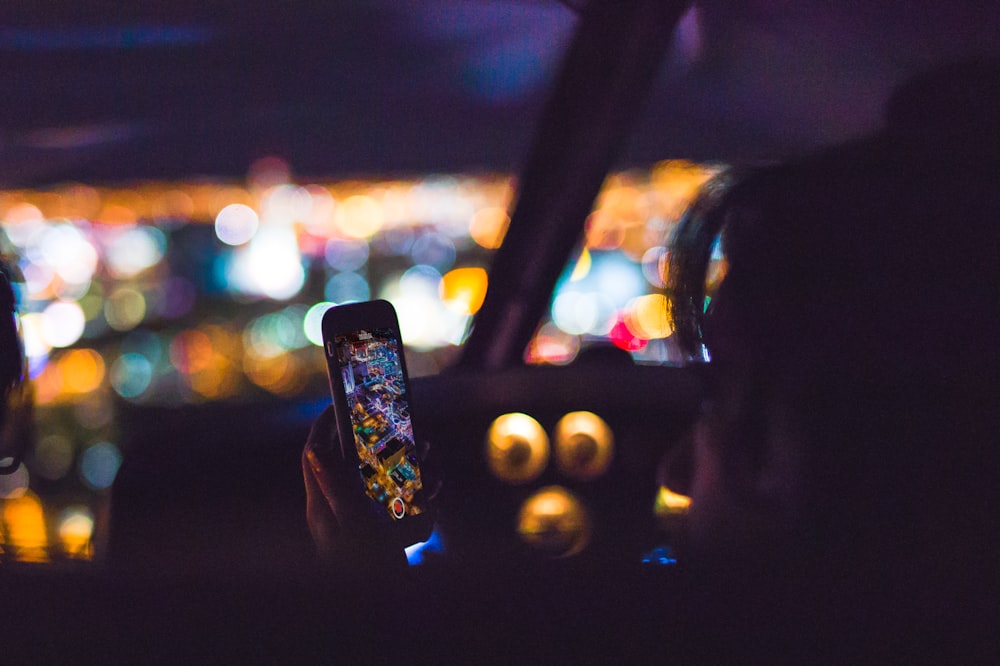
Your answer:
[321,299,434,547]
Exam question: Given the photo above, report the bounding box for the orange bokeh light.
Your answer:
[170,329,215,374]
[439,267,489,316]
[58,348,106,394]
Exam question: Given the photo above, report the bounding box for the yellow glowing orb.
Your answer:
[553,411,614,481]
[58,348,106,394]
[624,293,673,340]
[485,413,549,484]
[517,486,591,558]
[439,267,489,316]
[654,485,692,517]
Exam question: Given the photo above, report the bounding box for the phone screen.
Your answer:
[333,327,426,520]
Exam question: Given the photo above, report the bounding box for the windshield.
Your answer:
[0,159,716,562]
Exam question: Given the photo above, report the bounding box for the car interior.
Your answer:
[2,0,998,660]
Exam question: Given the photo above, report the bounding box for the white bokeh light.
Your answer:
[552,291,598,336]
[226,226,305,300]
[40,300,86,348]
[40,225,99,285]
[215,204,260,246]
[304,302,334,346]
[105,226,167,278]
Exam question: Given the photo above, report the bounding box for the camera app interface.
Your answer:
[335,328,424,519]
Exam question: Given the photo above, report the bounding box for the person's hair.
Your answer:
[702,60,1000,574]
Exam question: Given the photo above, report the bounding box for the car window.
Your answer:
[526,160,720,365]
[0,158,716,563]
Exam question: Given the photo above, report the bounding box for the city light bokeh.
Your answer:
[0,159,718,562]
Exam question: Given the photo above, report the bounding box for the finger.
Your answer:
[302,446,340,555]
[416,439,444,503]
[304,441,339,512]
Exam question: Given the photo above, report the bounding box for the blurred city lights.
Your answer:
[525,322,579,365]
[261,184,313,225]
[40,224,99,285]
[33,434,75,481]
[170,329,214,374]
[410,232,456,270]
[569,248,592,282]
[73,395,113,430]
[303,302,333,346]
[552,291,599,336]
[608,315,646,352]
[57,348,106,393]
[469,206,509,249]
[227,226,306,300]
[104,225,166,278]
[2,492,49,562]
[641,246,668,289]
[624,294,673,340]
[335,195,383,239]
[104,287,147,331]
[439,267,488,316]
[57,506,94,558]
[1,164,715,560]
[214,203,259,246]
[248,156,292,189]
[110,352,154,399]
[325,238,369,271]
[78,442,123,491]
[41,300,86,347]
[325,271,370,304]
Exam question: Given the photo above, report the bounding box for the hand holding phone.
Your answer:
[319,300,434,549]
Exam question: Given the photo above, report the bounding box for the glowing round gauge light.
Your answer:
[553,411,614,481]
[517,486,591,558]
[215,203,260,246]
[485,412,549,484]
